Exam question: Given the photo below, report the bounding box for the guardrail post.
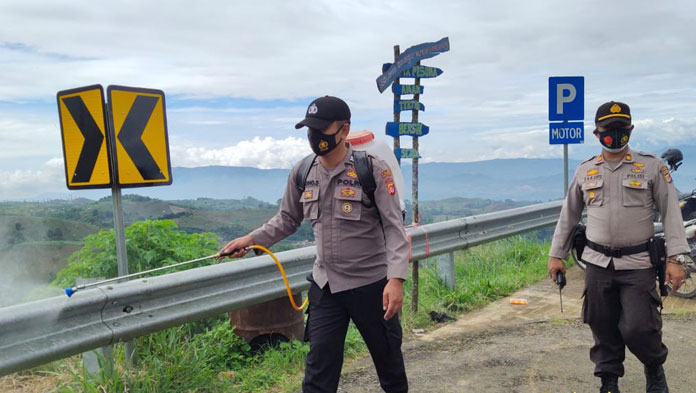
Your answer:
[78,278,113,381]
[411,261,419,312]
[436,252,456,289]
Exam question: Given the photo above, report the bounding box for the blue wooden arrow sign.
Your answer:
[394,148,419,159]
[376,37,450,93]
[386,122,430,137]
[392,83,425,95]
[382,63,444,79]
[394,99,425,113]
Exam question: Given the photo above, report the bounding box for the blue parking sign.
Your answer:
[549,122,584,145]
[549,77,584,121]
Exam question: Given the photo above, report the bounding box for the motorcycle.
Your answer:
[572,148,696,299]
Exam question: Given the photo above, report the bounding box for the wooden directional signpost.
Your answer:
[376,37,449,312]
[57,84,171,364]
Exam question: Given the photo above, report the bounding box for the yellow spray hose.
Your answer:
[248,245,308,311]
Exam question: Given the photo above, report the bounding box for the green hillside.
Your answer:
[0,195,526,306]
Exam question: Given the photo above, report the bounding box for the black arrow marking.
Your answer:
[117,95,165,180]
[62,96,104,183]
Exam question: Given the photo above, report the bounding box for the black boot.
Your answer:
[599,375,620,393]
[645,364,669,393]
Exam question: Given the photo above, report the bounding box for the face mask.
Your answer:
[598,127,631,153]
[308,123,344,156]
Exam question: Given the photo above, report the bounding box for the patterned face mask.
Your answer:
[598,127,631,153]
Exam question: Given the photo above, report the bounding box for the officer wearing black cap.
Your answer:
[221,96,409,393]
[548,101,690,393]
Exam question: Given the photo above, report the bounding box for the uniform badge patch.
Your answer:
[587,169,598,176]
[341,202,353,214]
[625,154,632,161]
[347,170,357,178]
[383,177,395,194]
[341,188,355,198]
[304,191,313,199]
[631,168,644,173]
[633,162,644,167]
[596,155,603,163]
[589,191,596,199]
[660,165,673,183]
[629,180,643,187]
[381,169,392,179]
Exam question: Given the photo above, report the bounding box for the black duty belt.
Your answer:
[586,239,649,258]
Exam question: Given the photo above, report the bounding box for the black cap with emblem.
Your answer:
[295,96,351,130]
[595,101,631,127]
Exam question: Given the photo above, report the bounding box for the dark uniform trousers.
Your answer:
[302,277,408,393]
[583,262,668,377]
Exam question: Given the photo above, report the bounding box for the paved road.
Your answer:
[336,266,696,393]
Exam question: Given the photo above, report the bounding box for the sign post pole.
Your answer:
[393,45,401,166]
[564,143,569,196]
[378,38,449,313]
[104,106,134,366]
[410,61,422,312]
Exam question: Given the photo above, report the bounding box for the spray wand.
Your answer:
[64,245,308,311]
[64,250,244,297]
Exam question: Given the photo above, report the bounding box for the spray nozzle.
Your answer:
[65,287,76,298]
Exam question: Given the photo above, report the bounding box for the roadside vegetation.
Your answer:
[2,219,555,393]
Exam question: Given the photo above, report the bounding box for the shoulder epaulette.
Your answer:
[636,151,657,158]
[580,155,597,164]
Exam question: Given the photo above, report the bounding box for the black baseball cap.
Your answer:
[295,96,351,130]
[595,101,631,127]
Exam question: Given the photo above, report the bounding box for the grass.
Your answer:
[7,235,554,393]
[400,234,554,330]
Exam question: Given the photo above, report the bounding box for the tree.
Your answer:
[53,220,219,287]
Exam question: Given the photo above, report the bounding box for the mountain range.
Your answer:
[46,144,696,203]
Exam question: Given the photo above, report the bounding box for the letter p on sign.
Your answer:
[549,76,584,121]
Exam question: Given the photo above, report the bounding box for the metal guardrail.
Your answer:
[0,200,563,377]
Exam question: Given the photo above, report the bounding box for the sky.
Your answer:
[1,0,696,200]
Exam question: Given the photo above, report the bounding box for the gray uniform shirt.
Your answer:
[549,147,690,269]
[249,145,409,293]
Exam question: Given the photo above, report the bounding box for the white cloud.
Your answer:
[0,157,65,200]
[171,136,311,169]
[2,0,696,200]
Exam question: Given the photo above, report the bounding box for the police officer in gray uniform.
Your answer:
[548,101,690,393]
[221,96,409,393]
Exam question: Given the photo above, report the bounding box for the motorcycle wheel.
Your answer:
[670,262,696,298]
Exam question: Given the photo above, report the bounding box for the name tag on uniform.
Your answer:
[622,179,647,189]
[334,186,362,200]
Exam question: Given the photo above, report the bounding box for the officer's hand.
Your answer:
[665,261,686,292]
[383,278,404,320]
[219,235,254,259]
[548,257,566,283]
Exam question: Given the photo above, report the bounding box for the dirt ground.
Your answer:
[334,266,696,393]
[337,316,696,393]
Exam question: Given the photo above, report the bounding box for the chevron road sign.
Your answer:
[57,85,112,190]
[107,86,172,188]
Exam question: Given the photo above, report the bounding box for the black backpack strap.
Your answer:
[295,154,317,193]
[352,150,376,207]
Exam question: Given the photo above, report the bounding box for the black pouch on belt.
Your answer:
[571,224,587,262]
[648,236,669,297]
